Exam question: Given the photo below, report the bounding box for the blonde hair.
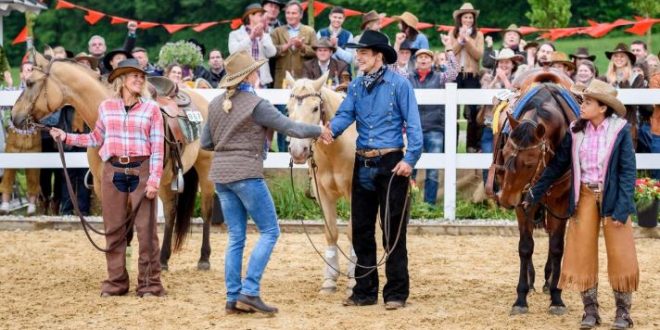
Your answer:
[222,87,237,112]
[606,55,632,85]
[111,74,151,100]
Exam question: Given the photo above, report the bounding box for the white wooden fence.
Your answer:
[1,84,659,220]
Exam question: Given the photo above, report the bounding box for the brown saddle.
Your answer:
[148,77,199,144]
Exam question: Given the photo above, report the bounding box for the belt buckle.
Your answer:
[363,159,371,168]
[124,167,132,175]
[118,155,130,165]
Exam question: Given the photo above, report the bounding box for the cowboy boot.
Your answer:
[580,287,601,329]
[611,291,633,329]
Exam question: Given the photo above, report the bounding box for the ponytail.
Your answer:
[223,87,237,113]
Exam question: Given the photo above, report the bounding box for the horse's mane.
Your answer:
[319,86,345,119]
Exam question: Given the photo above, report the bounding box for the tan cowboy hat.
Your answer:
[312,38,337,52]
[74,52,99,70]
[392,11,419,32]
[108,58,147,83]
[569,47,596,61]
[490,48,524,63]
[570,79,626,117]
[453,3,480,20]
[415,49,434,59]
[502,24,522,37]
[242,3,266,21]
[550,52,576,71]
[218,50,267,88]
[360,10,381,30]
[605,43,636,65]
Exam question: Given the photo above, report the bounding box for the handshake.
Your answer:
[318,122,334,144]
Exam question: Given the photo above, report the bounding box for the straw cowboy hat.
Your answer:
[218,50,268,88]
[605,43,636,65]
[74,52,99,70]
[242,3,266,20]
[312,38,337,52]
[360,10,381,30]
[550,51,576,71]
[103,48,133,72]
[502,24,522,38]
[392,12,419,32]
[108,58,147,83]
[490,48,524,63]
[345,30,397,64]
[570,79,626,117]
[453,3,480,20]
[415,49,434,59]
[569,47,596,61]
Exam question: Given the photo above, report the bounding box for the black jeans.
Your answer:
[351,151,410,303]
[457,72,482,151]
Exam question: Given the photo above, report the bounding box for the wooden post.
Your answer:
[307,0,315,28]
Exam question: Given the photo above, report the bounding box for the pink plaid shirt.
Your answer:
[579,118,610,184]
[65,98,165,188]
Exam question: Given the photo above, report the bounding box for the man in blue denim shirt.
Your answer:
[329,30,423,310]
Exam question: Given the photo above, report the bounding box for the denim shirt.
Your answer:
[330,67,423,166]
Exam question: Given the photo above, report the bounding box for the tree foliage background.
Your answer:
[0,0,645,67]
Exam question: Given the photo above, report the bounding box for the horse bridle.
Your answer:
[23,60,66,128]
[290,91,327,125]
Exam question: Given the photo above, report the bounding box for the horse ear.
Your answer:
[34,51,49,68]
[312,72,329,91]
[506,111,519,129]
[535,123,546,140]
[285,71,296,89]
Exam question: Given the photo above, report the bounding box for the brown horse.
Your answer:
[286,72,358,294]
[487,68,578,315]
[11,53,216,271]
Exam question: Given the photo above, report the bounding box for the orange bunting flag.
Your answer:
[479,27,503,34]
[584,19,633,38]
[436,25,453,32]
[344,8,362,17]
[313,1,330,17]
[163,24,189,34]
[519,26,541,35]
[230,18,243,30]
[137,21,160,29]
[417,22,435,30]
[110,16,129,25]
[12,26,28,45]
[380,17,395,28]
[625,18,660,36]
[55,0,76,9]
[84,10,106,25]
[193,22,220,32]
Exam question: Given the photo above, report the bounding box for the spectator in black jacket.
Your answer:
[194,49,226,88]
[482,24,527,69]
[89,21,138,74]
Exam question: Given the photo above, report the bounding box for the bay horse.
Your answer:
[285,72,358,294]
[11,52,216,271]
[487,68,578,315]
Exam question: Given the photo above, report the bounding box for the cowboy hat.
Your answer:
[261,0,285,8]
[570,79,626,117]
[502,24,522,38]
[218,50,268,88]
[103,48,133,72]
[490,48,524,63]
[345,30,397,64]
[550,51,576,71]
[399,40,418,54]
[242,3,266,21]
[415,49,434,59]
[453,3,479,21]
[74,52,99,70]
[392,12,419,32]
[360,10,381,30]
[569,47,596,61]
[108,58,147,83]
[312,38,337,52]
[523,41,539,51]
[605,43,636,65]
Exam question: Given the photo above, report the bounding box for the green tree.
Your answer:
[525,0,572,28]
[629,0,660,18]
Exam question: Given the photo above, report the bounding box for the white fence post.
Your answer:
[444,83,458,220]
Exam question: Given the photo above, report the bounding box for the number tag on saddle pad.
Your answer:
[186,110,203,122]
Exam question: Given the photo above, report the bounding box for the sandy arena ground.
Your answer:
[0,229,658,330]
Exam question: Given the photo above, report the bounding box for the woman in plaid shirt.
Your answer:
[50,59,166,298]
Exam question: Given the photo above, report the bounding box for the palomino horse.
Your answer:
[487,68,578,315]
[11,53,216,271]
[286,72,358,294]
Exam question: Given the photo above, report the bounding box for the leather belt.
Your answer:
[356,148,401,158]
[584,182,602,193]
[109,155,150,165]
[113,167,141,176]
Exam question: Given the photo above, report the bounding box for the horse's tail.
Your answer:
[173,168,198,252]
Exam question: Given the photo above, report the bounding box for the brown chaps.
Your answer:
[559,184,639,293]
[100,161,164,296]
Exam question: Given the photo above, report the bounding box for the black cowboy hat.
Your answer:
[605,43,636,65]
[569,47,596,61]
[261,0,285,8]
[345,30,397,64]
[108,58,147,83]
[399,40,418,54]
[103,48,133,72]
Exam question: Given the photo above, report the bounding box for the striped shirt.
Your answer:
[579,118,610,184]
[65,98,165,188]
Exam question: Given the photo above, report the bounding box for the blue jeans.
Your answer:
[480,127,494,183]
[275,105,289,152]
[215,179,280,302]
[412,131,444,205]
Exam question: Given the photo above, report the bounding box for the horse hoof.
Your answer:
[543,284,550,295]
[319,287,337,294]
[197,261,211,271]
[161,264,169,272]
[510,306,529,315]
[320,279,337,294]
[548,305,567,315]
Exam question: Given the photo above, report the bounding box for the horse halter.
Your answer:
[291,91,327,125]
[23,60,64,128]
[505,119,555,191]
